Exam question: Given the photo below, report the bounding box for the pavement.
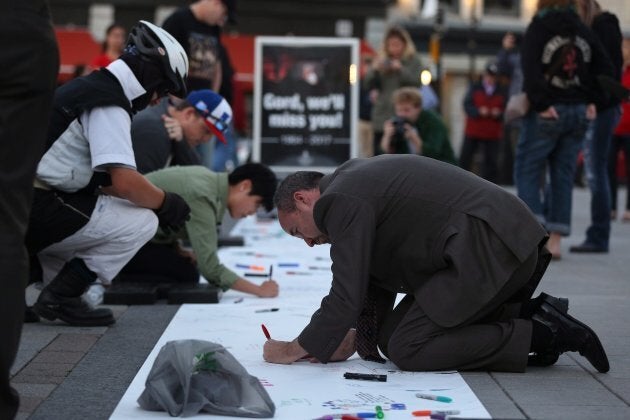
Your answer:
[10,187,630,420]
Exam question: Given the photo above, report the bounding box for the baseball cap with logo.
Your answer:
[186,90,233,144]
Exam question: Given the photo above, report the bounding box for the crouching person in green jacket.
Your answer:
[118,163,279,297]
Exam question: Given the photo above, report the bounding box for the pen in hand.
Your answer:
[261,324,271,340]
[260,324,312,360]
[269,265,273,281]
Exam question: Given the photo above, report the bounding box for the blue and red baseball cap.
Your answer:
[186,89,233,144]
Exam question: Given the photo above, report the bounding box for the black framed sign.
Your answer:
[253,36,359,173]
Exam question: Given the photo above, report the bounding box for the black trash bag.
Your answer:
[138,339,275,417]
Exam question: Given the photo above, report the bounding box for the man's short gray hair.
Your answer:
[273,171,324,212]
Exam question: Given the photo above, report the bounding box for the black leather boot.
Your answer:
[24,306,40,323]
[528,351,560,367]
[522,292,570,319]
[532,301,609,373]
[33,258,115,327]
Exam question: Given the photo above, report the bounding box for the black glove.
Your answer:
[155,192,191,232]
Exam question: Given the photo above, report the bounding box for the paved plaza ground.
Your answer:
[11,187,630,420]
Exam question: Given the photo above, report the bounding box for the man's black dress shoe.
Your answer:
[569,243,608,253]
[24,306,40,323]
[528,351,560,367]
[526,293,570,367]
[532,301,609,373]
[538,292,569,314]
[521,292,569,319]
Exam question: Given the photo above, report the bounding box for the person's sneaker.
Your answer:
[532,301,609,373]
[34,288,115,327]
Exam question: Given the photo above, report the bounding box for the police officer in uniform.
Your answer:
[26,21,192,327]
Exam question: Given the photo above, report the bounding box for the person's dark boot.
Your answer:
[532,301,609,373]
[528,351,560,367]
[24,306,40,323]
[525,293,569,367]
[33,258,115,327]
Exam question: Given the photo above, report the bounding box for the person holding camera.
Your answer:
[364,26,422,155]
[380,87,456,164]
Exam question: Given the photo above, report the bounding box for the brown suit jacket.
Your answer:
[297,155,546,362]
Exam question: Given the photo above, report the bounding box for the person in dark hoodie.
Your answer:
[569,0,623,254]
[514,0,614,260]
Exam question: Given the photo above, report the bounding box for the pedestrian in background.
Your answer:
[515,0,613,260]
[570,0,622,254]
[459,61,508,184]
[364,26,422,155]
[608,37,630,223]
[89,23,126,70]
[163,0,238,171]
[495,31,524,184]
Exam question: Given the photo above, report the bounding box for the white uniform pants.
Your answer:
[38,195,158,285]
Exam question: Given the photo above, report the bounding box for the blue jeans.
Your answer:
[582,106,620,249]
[515,104,589,235]
[195,138,216,170]
[212,122,238,172]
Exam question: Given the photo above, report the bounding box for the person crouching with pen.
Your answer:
[117,163,280,298]
[263,155,609,373]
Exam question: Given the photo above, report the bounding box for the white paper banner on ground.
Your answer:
[110,216,490,419]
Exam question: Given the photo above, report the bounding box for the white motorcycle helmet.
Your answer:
[127,20,189,97]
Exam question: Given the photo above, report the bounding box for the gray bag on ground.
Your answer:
[137,339,275,417]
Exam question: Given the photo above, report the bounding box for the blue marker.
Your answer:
[278,263,299,267]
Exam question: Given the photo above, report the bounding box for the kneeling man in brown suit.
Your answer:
[263,155,609,373]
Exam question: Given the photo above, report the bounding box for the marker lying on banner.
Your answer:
[411,410,461,417]
[343,372,387,382]
[236,263,266,271]
[415,393,452,403]
[313,413,376,419]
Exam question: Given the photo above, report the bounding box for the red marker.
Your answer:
[261,324,313,360]
[261,324,271,340]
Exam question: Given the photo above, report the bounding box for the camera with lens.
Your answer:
[389,116,410,154]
